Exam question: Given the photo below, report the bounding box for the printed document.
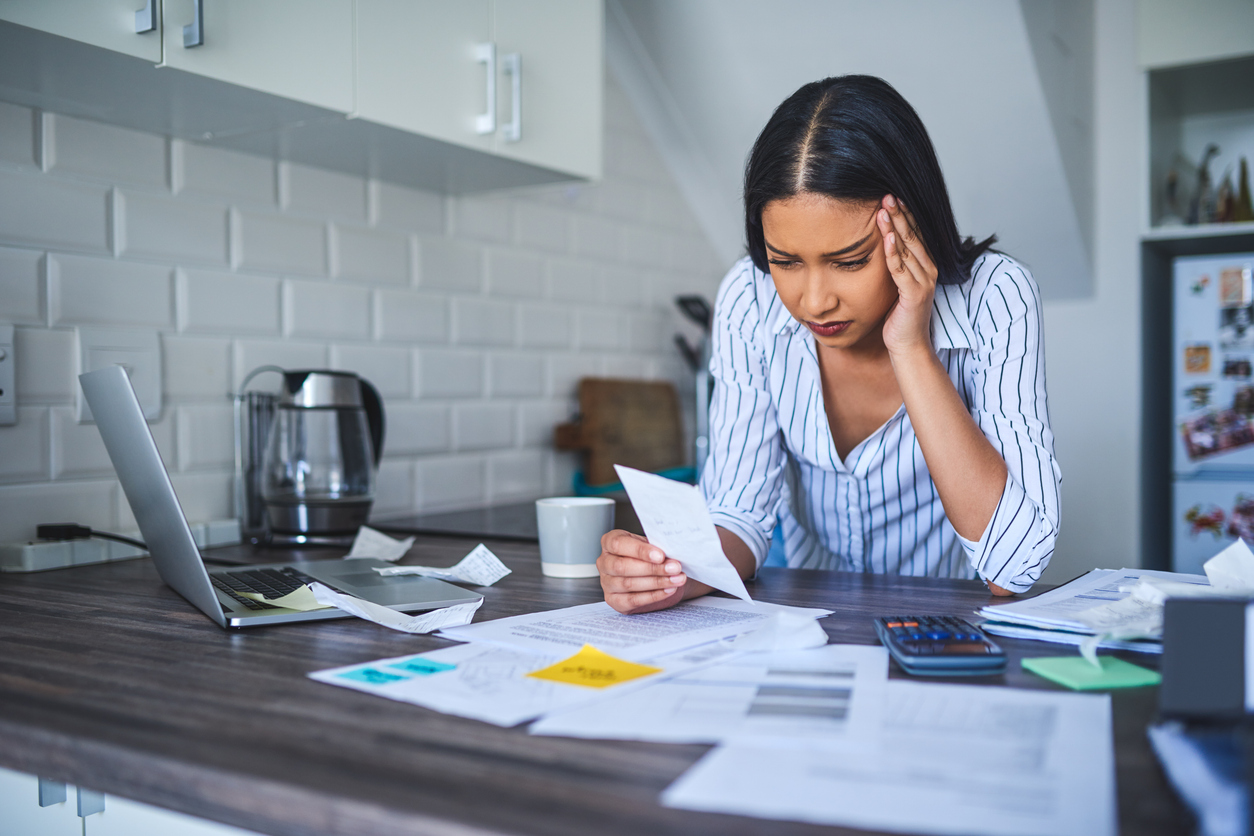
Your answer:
[977,568,1208,633]
[438,597,831,661]
[662,680,1116,836]
[310,634,760,727]
[529,644,888,744]
[614,465,751,601]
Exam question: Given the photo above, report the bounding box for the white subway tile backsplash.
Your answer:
[0,169,110,254]
[385,403,450,455]
[515,204,570,253]
[179,269,280,334]
[120,190,229,265]
[416,456,485,511]
[232,340,328,391]
[487,449,545,501]
[453,194,513,242]
[0,101,36,168]
[488,353,545,397]
[0,246,44,325]
[236,210,327,276]
[282,162,367,221]
[419,238,481,292]
[518,400,568,447]
[417,349,482,398]
[177,404,234,471]
[0,407,49,483]
[177,141,277,206]
[547,258,602,303]
[517,304,573,349]
[0,479,115,542]
[334,224,410,285]
[330,344,411,398]
[283,280,370,339]
[576,310,622,350]
[453,297,515,347]
[374,181,444,234]
[49,254,172,327]
[601,354,648,379]
[603,265,646,307]
[485,249,544,298]
[375,290,448,343]
[548,353,601,399]
[47,114,167,188]
[572,215,622,261]
[14,328,74,402]
[372,458,414,516]
[163,335,231,399]
[4,76,725,533]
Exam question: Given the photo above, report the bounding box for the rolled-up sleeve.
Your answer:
[956,260,1062,593]
[699,266,788,568]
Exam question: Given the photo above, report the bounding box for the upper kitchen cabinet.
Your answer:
[355,0,494,154]
[355,0,603,181]
[160,0,353,114]
[0,0,161,62]
[490,0,602,180]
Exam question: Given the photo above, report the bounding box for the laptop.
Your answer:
[79,365,483,629]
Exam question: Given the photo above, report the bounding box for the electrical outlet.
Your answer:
[76,327,162,422]
[0,324,13,426]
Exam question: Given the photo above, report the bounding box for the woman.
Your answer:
[599,75,1060,614]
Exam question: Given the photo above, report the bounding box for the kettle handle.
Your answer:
[359,379,385,466]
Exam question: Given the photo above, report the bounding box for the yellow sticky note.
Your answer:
[526,644,662,689]
[239,585,331,612]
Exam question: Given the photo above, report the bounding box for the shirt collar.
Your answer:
[766,279,975,351]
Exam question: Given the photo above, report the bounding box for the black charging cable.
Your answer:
[36,523,147,551]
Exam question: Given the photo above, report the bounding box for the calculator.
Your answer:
[873,615,1006,676]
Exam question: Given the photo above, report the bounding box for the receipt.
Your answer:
[343,526,415,562]
[614,465,751,601]
[374,543,511,586]
[309,582,482,634]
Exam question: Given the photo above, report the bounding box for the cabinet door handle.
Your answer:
[183,0,204,48]
[77,787,105,817]
[134,0,157,33]
[501,52,521,143]
[37,777,66,807]
[474,42,496,135]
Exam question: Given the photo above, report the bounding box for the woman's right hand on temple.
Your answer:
[598,530,689,614]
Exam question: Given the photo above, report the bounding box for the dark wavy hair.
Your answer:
[744,75,995,285]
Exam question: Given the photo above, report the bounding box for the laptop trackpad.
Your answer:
[335,572,390,587]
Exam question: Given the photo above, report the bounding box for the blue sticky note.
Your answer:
[388,657,456,676]
[338,667,407,685]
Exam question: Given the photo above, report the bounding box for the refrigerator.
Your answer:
[1172,252,1254,574]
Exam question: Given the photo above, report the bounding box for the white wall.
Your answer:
[0,78,725,543]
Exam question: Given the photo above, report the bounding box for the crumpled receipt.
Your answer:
[309,582,483,634]
[725,610,830,652]
[343,526,415,562]
[1203,539,1254,591]
[373,543,511,587]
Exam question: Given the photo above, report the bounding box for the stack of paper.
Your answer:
[976,567,1210,652]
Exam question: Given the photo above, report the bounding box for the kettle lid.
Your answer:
[280,370,363,408]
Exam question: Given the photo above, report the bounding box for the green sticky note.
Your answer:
[1022,656,1161,690]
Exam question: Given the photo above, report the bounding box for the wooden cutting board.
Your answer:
[554,378,685,487]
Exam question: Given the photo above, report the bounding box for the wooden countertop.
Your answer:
[0,535,1190,835]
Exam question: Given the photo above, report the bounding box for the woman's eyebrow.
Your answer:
[765,233,873,259]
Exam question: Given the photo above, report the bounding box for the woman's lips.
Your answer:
[804,320,851,337]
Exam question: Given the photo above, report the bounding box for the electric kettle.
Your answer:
[255,370,385,540]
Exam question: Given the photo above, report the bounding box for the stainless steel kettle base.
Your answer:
[265,500,373,536]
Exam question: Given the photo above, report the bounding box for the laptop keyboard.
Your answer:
[211,566,320,611]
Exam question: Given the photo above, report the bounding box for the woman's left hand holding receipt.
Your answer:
[598,530,689,614]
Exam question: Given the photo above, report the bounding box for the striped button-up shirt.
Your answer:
[699,254,1060,593]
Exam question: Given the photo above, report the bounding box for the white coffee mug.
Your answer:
[535,497,615,578]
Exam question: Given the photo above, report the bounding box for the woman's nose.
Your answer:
[799,269,837,315]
